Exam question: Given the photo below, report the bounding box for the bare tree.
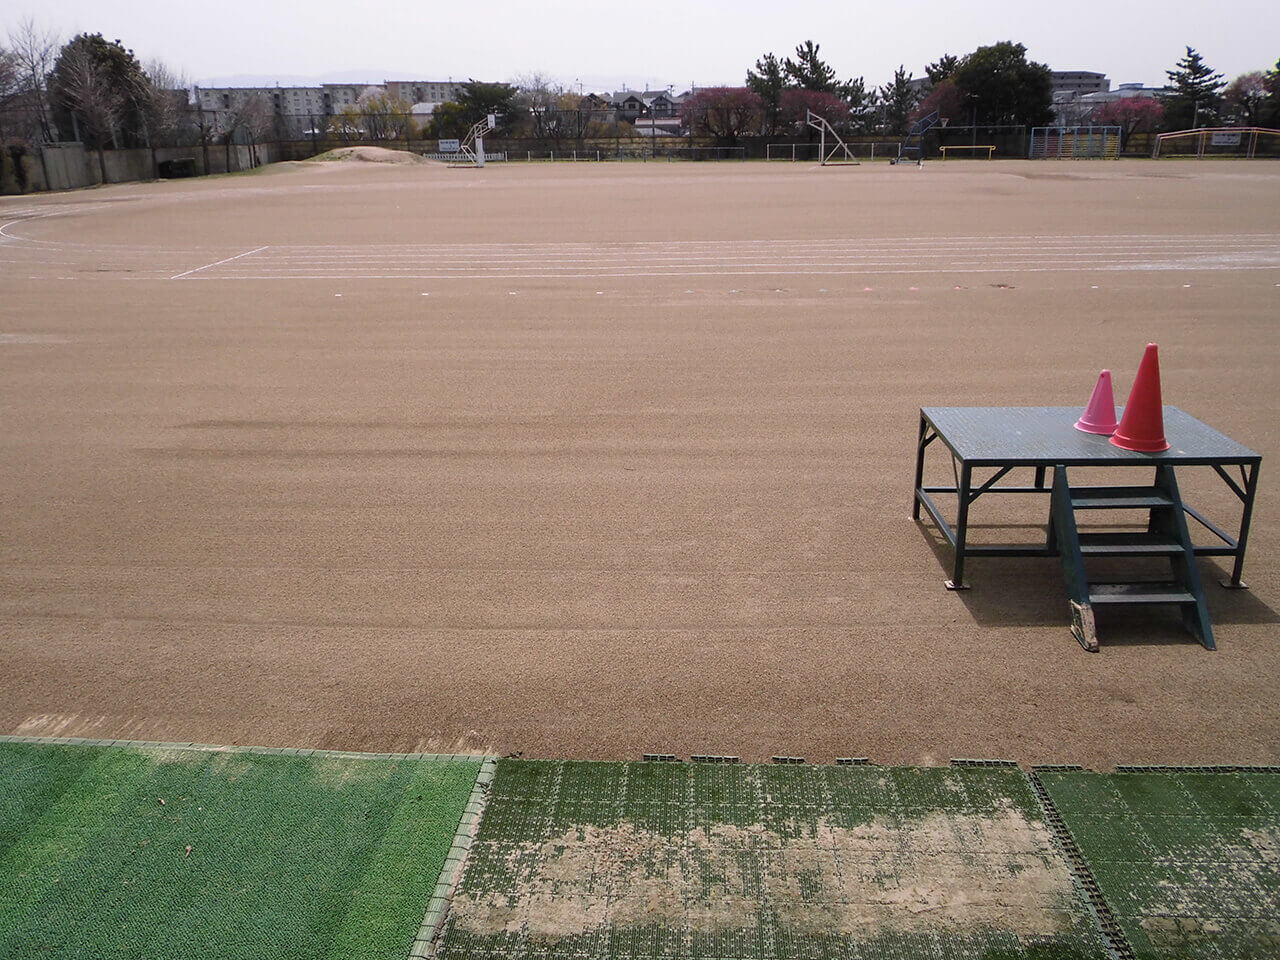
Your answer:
[356,88,410,142]
[0,45,19,128]
[53,39,122,182]
[515,73,588,146]
[142,58,193,146]
[239,97,273,166]
[221,94,270,170]
[329,105,363,141]
[0,45,17,100]
[6,18,59,141]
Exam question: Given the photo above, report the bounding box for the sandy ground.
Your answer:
[1,159,1278,766]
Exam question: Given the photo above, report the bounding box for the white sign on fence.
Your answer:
[438,139,460,153]
[1211,131,1242,146]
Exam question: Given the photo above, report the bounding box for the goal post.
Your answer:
[1152,127,1280,159]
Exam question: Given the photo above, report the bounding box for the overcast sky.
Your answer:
[4,0,1277,92]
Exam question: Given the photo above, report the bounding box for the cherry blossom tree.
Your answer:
[1224,72,1268,126]
[779,88,849,131]
[1090,97,1164,145]
[679,87,763,145]
[911,79,963,125]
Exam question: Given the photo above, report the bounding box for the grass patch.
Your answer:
[1039,769,1280,960]
[438,759,1109,959]
[0,742,481,960]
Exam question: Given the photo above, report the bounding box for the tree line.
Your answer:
[3,17,1279,169]
[681,42,1280,146]
[1,22,195,182]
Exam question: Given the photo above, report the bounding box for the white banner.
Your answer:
[1211,131,1242,146]
[438,139,460,153]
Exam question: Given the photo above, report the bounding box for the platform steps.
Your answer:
[896,110,939,163]
[1050,466,1213,652]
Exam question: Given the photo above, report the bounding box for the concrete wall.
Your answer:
[4,142,272,194]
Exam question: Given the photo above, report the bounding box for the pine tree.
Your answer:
[1163,47,1226,129]
[784,41,840,95]
[1263,58,1280,125]
[925,55,959,86]
[879,66,918,135]
[746,53,786,135]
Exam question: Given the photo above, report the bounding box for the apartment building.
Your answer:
[193,79,464,134]
[1050,71,1110,95]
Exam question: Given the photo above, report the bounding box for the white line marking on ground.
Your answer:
[157,264,1280,281]
[170,245,269,280]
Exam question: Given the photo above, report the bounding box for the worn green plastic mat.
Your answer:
[436,759,1110,959]
[1037,768,1280,960]
[0,741,482,960]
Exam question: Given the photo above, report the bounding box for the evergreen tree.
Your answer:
[784,41,839,94]
[49,33,152,147]
[454,80,519,132]
[781,40,868,119]
[1266,58,1280,125]
[746,53,786,135]
[925,55,959,85]
[1162,47,1226,129]
[952,42,1053,126]
[843,76,875,131]
[879,65,918,135]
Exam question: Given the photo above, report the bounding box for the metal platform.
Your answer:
[912,406,1262,607]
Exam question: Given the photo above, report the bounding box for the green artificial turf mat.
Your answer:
[1038,769,1280,959]
[437,759,1109,959]
[0,741,482,960]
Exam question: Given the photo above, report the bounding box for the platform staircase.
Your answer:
[896,110,939,163]
[1050,465,1213,651]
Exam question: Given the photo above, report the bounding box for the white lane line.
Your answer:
[263,232,1280,250]
[170,245,269,280]
[241,251,1278,269]
[165,264,1280,281]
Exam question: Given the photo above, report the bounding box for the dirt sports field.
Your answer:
[1,156,1278,768]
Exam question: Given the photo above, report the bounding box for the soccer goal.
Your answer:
[1152,127,1280,159]
[1028,126,1121,159]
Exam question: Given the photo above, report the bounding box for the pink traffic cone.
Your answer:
[1111,343,1171,453]
[1075,370,1118,435]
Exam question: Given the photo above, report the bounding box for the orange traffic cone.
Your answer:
[1111,343,1170,452]
[1075,370,1118,435]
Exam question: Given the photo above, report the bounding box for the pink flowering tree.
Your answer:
[1090,97,1164,139]
[779,88,850,135]
[1224,72,1269,126]
[910,79,964,125]
[679,87,764,145]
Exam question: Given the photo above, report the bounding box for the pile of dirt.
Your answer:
[306,146,437,165]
